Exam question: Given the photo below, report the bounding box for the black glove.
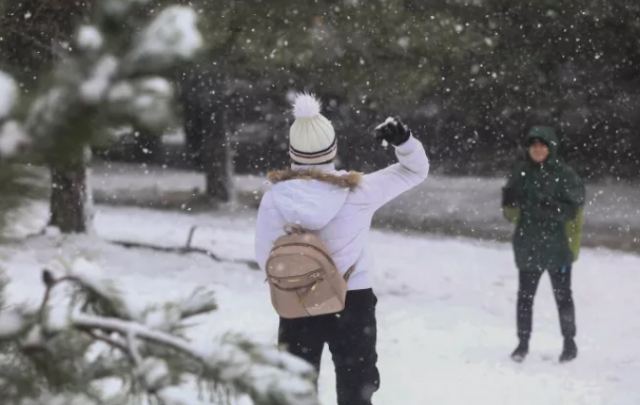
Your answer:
[374,116,411,146]
[502,187,520,207]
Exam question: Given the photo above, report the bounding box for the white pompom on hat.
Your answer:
[288,93,337,165]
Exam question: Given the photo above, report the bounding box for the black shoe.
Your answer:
[511,340,529,363]
[559,338,578,363]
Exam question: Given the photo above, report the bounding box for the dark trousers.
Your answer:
[517,265,576,341]
[278,288,380,405]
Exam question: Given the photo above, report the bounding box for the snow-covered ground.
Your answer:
[89,162,640,252]
[2,204,639,405]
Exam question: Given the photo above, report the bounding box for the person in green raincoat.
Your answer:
[502,125,585,363]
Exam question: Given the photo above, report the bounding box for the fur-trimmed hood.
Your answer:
[266,168,362,231]
[267,169,362,190]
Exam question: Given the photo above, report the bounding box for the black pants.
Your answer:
[517,265,576,341]
[278,288,380,405]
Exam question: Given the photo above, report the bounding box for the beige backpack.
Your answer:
[266,226,355,319]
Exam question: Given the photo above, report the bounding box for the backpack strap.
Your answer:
[284,224,306,235]
[343,265,356,281]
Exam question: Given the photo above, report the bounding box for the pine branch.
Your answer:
[71,314,318,405]
[2,266,318,405]
[177,287,218,319]
[126,329,142,366]
[83,329,132,361]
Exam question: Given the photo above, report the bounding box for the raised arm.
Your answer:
[358,117,429,210]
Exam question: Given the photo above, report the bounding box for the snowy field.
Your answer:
[89,162,640,252]
[2,204,639,405]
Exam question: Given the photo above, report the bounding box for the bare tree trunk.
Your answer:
[179,66,233,202]
[203,110,233,201]
[49,151,89,233]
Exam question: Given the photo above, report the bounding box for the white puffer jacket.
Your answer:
[254,136,429,290]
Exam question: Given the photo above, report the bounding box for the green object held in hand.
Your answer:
[566,207,585,262]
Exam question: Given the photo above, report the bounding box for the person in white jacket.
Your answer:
[254,93,429,405]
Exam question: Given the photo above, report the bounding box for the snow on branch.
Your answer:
[107,77,176,131]
[0,309,29,339]
[79,56,119,104]
[176,287,218,318]
[0,121,29,159]
[18,2,203,162]
[72,312,318,404]
[14,392,99,405]
[66,258,133,319]
[0,264,318,405]
[76,25,104,52]
[126,6,203,73]
[25,87,73,141]
[0,71,28,159]
[110,224,260,270]
[0,70,18,120]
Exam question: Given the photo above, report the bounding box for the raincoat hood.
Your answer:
[526,126,559,161]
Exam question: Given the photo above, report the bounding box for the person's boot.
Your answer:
[511,339,529,363]
[559,337,578,363]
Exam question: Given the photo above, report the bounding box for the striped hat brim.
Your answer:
[289,138,337,164]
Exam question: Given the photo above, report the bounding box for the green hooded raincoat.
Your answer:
[502,126,586,272]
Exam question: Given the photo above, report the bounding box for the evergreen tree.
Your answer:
[0,262,318,404]
[6,0,204,233]
[0,71,36,237]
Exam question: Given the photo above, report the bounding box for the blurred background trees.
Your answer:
[165,0,640,180]
[1,0,202,232]
[1,0,639,233]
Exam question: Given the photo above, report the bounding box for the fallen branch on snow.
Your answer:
[109,225,259,270]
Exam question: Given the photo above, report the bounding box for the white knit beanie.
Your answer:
[289,93,337,165]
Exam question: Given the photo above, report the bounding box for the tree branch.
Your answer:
[126,329,142,366]
[72,313,201,357]
[83,328,132,361]
[28,266,315,404]
[108,239,259,270]
[70,313,318,405]
[38,270,77,323]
